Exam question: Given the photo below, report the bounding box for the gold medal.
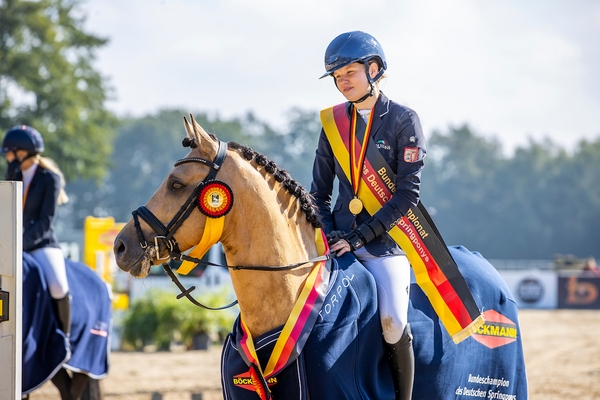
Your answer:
[349,197,363,215]
[348,108,373,216]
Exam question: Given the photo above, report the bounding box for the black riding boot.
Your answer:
[385,323,414,400]
[54,294,71,336]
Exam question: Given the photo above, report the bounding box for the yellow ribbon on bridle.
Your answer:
[176,216,225,275]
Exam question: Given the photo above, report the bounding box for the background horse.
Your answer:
[113,116,527,399]
[22,252,111,400]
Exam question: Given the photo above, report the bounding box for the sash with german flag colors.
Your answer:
[321,104,484,344]
[234,228,330,399]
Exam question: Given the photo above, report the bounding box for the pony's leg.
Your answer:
[51,368,73,400]
[69,373,90,400]
[81,378,102,400]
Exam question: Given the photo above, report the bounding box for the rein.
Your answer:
[131,139,332,310]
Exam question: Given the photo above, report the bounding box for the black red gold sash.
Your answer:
[321,104,484,343]
[235,229,330,399]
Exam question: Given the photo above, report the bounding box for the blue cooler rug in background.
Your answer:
[22,252,112,394]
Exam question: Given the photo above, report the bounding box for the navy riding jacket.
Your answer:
[310,92,426,256]
[21,165,61,252]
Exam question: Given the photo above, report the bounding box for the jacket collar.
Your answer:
[344,91,391,118]
[344,91,390,137]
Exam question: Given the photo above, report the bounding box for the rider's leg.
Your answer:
[54,294,71,336]
[384,324,414,400]
[354,248,414,400]
[31,247,71,335]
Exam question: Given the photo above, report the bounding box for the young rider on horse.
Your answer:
[311,31,426,400]
[2,125,71,336]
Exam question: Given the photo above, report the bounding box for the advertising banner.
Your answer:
[557,272,600,309]
[497,270,558,309]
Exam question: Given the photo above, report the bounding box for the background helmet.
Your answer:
[320,31,387,81]
[2,125,45,154]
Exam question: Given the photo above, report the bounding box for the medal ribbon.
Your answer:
[349,108,374,198]
[236,229,330,397]
[320,103,484,343]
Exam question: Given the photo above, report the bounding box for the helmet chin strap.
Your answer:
[351,80,375,104]
[339,66,377,104]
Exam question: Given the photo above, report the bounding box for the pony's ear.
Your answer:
[184,114,219,156]
[183,115,194,139]
[190,114,218,142]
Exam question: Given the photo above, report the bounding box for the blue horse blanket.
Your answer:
[22,252,70,394]
[221,252,395,399]
[22,252,112,394]
[410,246,528,400]
[220,246,528,400]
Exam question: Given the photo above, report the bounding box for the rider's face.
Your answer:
[332,62,379,102]
[4,150,17,163]
[4,149,28,162]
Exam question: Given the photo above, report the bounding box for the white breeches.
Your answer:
[30,247,69,299]
[354,247,411,344]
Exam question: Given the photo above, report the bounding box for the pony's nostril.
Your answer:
[114,240,126,257]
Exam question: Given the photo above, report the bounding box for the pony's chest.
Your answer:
[221,333,310,399]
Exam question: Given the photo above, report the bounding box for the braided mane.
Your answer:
[182,137,322,229]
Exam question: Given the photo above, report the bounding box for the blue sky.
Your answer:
[82,0,600,154]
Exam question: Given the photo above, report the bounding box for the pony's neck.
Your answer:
[221,162,319,337]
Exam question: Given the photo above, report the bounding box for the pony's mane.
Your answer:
[182,137,322,229]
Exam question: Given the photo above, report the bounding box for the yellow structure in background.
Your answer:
[84,216,129,309]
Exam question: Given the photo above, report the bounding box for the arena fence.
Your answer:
[0,181,23,400]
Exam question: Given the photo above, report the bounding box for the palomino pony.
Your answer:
[113,116,528,399]
[114,116,395,399]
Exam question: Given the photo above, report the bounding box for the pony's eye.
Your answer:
[171,181,184,191]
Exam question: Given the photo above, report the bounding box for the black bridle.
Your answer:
[132,140,228,262]
[131,139,331,310]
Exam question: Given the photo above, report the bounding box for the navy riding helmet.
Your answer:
[320,31,387,83]
[2,125,45,154]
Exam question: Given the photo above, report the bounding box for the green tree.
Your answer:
[420,124,505,253]
[421,125,600,259]
[0,0,117,181]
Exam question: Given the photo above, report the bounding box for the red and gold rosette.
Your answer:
[197,180,234,218]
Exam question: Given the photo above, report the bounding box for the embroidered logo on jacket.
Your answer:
[376,139,391,150]
[403,147,419,163]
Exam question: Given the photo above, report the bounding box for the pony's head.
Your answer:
[113,115,322,278]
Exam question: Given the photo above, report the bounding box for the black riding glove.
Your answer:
[5,159,21,181]
[343,217,387,251]
[326,230,345,246]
